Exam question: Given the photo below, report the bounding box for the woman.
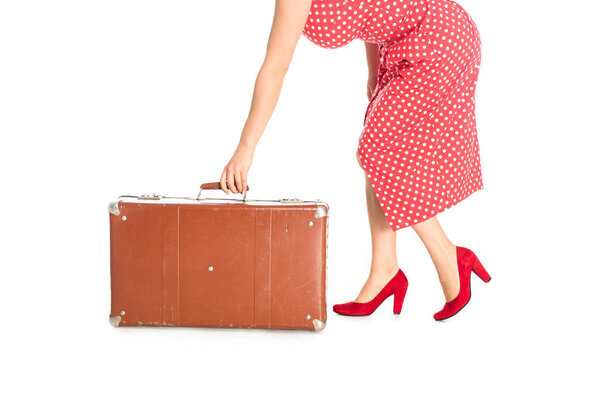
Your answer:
[219,0,490,321]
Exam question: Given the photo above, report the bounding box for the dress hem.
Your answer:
[386,183,484,231]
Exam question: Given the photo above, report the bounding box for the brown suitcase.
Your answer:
[108,182,328,331]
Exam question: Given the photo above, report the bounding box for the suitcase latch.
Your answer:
[280,198,303,203]
[137,193,164,200]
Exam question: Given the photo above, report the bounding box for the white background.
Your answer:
[1,0,599,398]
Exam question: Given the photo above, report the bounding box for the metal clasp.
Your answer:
[137,193,163,200]
[280,198,303,203]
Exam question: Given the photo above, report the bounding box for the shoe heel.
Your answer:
[393,286,408,314]
[471,257,491,282]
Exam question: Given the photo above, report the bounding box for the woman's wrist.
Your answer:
[237,140,256,154]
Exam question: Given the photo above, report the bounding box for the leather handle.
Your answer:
[199,182,250,191]
[197,181,249,201]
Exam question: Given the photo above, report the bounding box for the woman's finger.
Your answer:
[234,171,243,194]
[220,170,229,194]
[227,170,237,193]
[241,171,248,194]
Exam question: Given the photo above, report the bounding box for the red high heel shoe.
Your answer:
[333,269,409,316]
[433,246,491,321]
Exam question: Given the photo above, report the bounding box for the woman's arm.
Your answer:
[364,42,380,100]
[220,0,313,194]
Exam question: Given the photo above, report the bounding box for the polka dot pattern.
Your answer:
[302,0,483,230]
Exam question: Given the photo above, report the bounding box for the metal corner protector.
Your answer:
[109,315,122,327]
[108,201,121,216]
[312,319,326,332]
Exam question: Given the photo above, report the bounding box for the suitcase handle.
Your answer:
[196,181,249,201]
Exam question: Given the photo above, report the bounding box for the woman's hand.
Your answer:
[367,73,378,101]
[220,142,254,195]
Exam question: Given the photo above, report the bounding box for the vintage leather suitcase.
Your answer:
[108,182,328,331]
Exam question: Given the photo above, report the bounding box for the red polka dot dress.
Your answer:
[302,0,483,230]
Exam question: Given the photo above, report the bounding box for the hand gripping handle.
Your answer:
[196,181,249,201]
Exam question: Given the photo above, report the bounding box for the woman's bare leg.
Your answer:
[354,152,400,302]
[411,217,459,302]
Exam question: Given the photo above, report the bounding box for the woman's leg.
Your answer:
[354,150,400,302]
[411,217,459,302]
